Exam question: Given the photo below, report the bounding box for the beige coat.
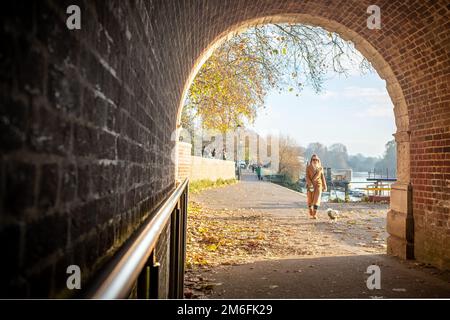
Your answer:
[306,164,327,207]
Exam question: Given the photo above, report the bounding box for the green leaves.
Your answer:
[270,48,286,55]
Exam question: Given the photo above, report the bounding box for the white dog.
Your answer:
[327,208,339,222]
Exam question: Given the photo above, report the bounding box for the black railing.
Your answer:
[85,178,189,299]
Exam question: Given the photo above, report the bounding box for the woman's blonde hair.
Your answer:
[310,154,321,166]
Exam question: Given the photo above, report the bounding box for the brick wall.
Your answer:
[0,0,449,297]
[0,1,177,297]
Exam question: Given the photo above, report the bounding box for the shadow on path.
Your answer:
[206,254,450,298]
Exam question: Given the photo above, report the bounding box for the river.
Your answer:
[301,171,395,202]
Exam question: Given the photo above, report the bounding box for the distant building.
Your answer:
[331,169,352,182]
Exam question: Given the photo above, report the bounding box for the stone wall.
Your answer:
[189,157,236,182]
[177,142,236,182]
[176,142,192,182]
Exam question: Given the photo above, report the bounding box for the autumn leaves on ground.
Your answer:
[184,174,388,298]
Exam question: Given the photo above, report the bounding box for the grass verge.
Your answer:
[189,178,237,194]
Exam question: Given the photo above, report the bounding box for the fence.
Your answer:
[85,179,189,299]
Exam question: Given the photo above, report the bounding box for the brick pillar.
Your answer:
[387,130,414,259]
[386,76,414,260]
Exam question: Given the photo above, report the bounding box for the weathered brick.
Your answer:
[70,203,97,239]
[25,212,67,266]
[48,66,82,117]
[4,161,36,215]
[97,130,116,159]
[83,87,107,127]
[73,123,96,157]
[0,93,28,152]
[106,105,118,132]
[38,163,59,210]
[29,106,72,155]
[37,3,80,71]
[98,222,115,255]
[61,163,77,203]
[71,232,99,271]
[16,37,47,96]
[95,196,117,226]
[77,164,91,201]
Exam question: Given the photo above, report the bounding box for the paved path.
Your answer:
[190,171,450,298]
[193,171,389,255]
[195,170,389,215]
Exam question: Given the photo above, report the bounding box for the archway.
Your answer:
[174,13,412,262]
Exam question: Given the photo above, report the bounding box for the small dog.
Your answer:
[327,208,339,222]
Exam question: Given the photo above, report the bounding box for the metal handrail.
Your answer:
[85,178,189,299]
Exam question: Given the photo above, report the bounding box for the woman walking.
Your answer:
[305,154,327,219]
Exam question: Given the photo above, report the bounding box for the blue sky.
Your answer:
[250,71,396,157]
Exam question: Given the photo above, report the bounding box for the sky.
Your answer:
[249,70,396,158]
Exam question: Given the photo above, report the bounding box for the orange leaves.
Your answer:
[185,34,268,133]
[185,201,296,271]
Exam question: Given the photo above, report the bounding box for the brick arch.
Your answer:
[176,13,414,260]
[172,1,449,269]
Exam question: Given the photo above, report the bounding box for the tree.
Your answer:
[278,135,304,183]
[348,153,379,172]
[327,143,349,169]
[305,142,328,166]
[185,36,266,135]
[182,23,373,136]
[375,139,397,177]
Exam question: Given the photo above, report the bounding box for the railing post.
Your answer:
[175,194,184,298]
[169,205,180,298]
[179,189,188,298]
[168,181,188,299]
[149,252,160,299]
[137,263,150,299]
[137,251,159,299]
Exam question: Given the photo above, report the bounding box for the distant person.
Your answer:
[305,154,327,219]
[255,165,262,181]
